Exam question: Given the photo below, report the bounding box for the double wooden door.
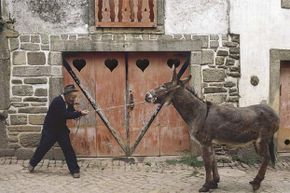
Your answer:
[63,52,190,157]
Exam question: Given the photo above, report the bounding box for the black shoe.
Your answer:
[28,164,34,173]
[72,172,80,178]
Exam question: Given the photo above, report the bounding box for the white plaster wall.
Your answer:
[7,0,88,34]
[230,0,290,106]
[165,0,229,34]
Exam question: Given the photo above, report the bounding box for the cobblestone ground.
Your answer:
[0,157,290,193]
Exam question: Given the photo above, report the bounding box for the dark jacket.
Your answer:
[43,95,82,132]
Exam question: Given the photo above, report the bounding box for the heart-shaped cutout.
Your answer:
[105,59,118,72]
[73,59,86,72]
[136,59,150,72]
[167,58,180,68]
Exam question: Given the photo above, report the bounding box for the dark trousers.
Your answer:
[29,129,80,174]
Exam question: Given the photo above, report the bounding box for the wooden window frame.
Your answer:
[88,0,165,34]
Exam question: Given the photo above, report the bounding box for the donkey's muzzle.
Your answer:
[145,92,155,103]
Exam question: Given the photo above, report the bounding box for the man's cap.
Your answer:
[63,84,78,95]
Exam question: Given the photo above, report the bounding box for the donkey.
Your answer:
[145,67,279,192]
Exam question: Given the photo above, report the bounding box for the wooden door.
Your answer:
[279,62,290,152]
[128,52,190,156]
[63,52,190,157]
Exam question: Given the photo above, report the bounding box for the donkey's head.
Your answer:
[145,66,191,105]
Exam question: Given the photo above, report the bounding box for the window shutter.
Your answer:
[95,0,157,28]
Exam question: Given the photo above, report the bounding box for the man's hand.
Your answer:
[80,110,89,116]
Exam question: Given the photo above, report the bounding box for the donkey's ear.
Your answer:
[180,75,192,85]
[171,65,177,82]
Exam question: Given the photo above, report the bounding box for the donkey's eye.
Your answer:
[160,86,166,89]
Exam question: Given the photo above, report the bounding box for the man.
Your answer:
[28,84,88,178]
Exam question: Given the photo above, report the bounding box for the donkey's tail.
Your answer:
[269,136,276,166]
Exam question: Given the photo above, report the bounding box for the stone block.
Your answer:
[61,34,69,40]
[20,35,30,42]
[29,115,45,125]
[24,78,48,84]
[41,34,49,44]
[227,72,240,78]
[210,34,219,40]
[215,56,225,66]
[7,125,41,132]
[11,79,22,84]
[49,77,63,102]
[19,133,41,148]
[203,69,226,82]
[230,34,240,43]
[8,143,21,149]
[0,149,15,156]
[0,49,10,60]
[50,35,61,42]
[13,66,51,77]
[23,97,47,102]
[229,54,240,60]
[224,81,236,88]
[225,58,235,66]
[48,52,62,65]
[27,52,46,65]
[11,103,29,108]
[13,51,26,65]
[69,35,77,40]
[10,97,22,102]
[205,94,227,104]
[51,66,63,76]
[191,35,208,48]
[223,41,239,47]
[35,88,48,96]
[230,66,240,72]
[217,48,229,56]
[201,50,214,65]
[18,107,48,114]
[204,87,227,93]
[10,115,27,125]
[9,38,19,51]
[210,40,219,49]
[15,148,35,159]
[8,136,19,143]
[12,85,33,96]
[227,96,239,103]
[31,103,47,106]
[191,51,201,64]
[230,88,238,93]
[31,35,40,43]
[229,47,240,54]
[20,43,40,51]
[41,45,49,50]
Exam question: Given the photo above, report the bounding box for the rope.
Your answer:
[73,100,147,135]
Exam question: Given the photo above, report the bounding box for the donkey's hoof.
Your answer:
[214,177,220,183]
[199,182,218,192]
[249,181,261,191]
[199,186,210,192]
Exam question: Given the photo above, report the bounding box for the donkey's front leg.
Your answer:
[199,145,216,192]
[212,148,220,184]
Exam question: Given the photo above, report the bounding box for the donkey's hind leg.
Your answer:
[250,140,270,191]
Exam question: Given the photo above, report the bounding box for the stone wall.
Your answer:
[202,34,240,106]
[3,33,240,159]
